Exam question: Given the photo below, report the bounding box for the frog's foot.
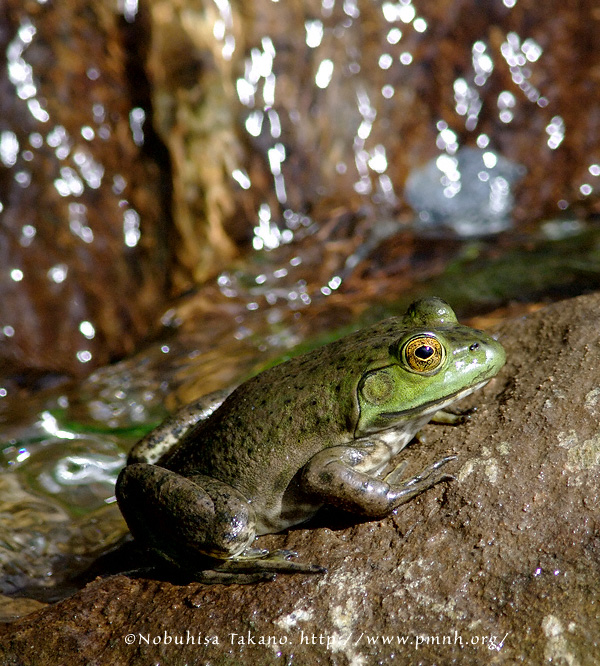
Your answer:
[387,455,456,508]
[430,407,476,425]
[214,549,326,575]
[116,562,277,585]
[194,569,277,585]
[227,546,270,560]
[384,460,408,485]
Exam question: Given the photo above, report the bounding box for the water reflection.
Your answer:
[405,147,525,236]
[0,0,170,383]
[7,19,49,123]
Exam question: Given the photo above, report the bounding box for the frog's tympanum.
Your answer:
[116,298,505,582]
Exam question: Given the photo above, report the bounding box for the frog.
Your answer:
[116,298,505,583]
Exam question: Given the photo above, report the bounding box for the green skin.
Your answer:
[116,298,505,582]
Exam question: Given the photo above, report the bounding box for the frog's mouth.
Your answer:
[378,380,489,422]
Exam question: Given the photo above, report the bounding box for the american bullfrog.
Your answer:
[116,298,505,582]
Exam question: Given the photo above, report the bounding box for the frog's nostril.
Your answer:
[469,343,480,351]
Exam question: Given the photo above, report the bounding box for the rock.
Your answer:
[2,292,600,664]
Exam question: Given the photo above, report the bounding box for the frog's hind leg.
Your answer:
[116,463,257,570]
[116,464,325,581]
[127,389,232,465]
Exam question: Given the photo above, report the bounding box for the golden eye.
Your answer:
[403,335,445,373]
[360,369,394,405]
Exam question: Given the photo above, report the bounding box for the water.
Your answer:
[405,147,525,236]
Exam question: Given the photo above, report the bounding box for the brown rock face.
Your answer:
[0,0,169,377]
[149,0,600,282]
[2,292,600,664]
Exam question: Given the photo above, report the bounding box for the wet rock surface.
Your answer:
[2,292,600,664]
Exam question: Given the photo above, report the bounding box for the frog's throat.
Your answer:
[379,379,490,422]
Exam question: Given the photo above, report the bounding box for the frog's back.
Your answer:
[162,317,408,498]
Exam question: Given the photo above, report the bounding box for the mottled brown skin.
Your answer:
[117,298,505,582]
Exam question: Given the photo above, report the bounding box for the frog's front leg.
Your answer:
[430,408,473,425]
[301,444,454,518]
[116,463,323,581]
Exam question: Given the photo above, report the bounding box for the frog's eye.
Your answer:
[360,369,395,405]
[402,335,445,374]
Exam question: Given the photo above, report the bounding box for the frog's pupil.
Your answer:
[415,345,434,360]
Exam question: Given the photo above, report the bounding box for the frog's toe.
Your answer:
[388,455,456,507]
[431,407,477,425]
[234,546,270,560]
[403,455,456,488]
[259,549,327,573]
[384,461,408,485]
[253,556,326,574]
[263,548,297,560]
[195,569,277,585]
[232,546,294,561]
[215,550,326,575]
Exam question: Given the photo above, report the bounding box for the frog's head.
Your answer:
[355,298,506,436]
